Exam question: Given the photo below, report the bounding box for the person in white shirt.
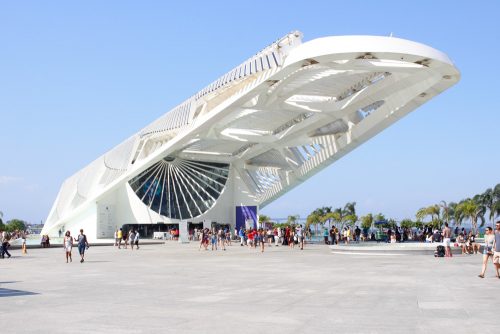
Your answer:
[129,230,136,250]
[134,230,140,250]
[296,226,304,250]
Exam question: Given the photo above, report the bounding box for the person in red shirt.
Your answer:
[247,229,255,248]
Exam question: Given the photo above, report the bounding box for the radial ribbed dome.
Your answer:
[129,158,229,220]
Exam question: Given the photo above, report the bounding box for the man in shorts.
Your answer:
[296,225,304,250]
[75,229,89,263]
[442,222,452,257]
[493,221,500,278]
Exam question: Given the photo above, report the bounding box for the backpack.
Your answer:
[435,245,445,257]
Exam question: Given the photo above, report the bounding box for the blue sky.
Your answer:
[0,1,498,224]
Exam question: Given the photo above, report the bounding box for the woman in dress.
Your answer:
[21,232,27,255]
[64,231,73,263]
[478,227,495,278]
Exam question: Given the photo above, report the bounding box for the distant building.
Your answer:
[42,32,459,241]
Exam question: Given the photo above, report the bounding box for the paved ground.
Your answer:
[1,241,499,334]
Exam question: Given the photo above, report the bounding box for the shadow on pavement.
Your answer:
[0,281,21,284]
[0,288,38,297]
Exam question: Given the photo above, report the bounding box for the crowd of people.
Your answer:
[0,229,28,258]
[237,225,306,250]
[3,220,500,280]
[190,225,307,252]
[113,228,140,250]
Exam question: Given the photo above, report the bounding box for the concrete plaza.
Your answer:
[1,241,498,334]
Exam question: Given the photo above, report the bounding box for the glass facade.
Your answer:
[129,157,230,220]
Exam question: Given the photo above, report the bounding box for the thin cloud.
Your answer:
[0,176,23,184]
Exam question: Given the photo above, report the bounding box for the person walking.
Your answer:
[226,228,232,246]
[199,229,207,251]
[117,228,123,249]
[275,227,281,247]
[210,231,217,251]
[134,230,140,250]
[493,221,500,278]
[0,230,4,258]
[218,229,226,251]
[442,222,452,257]
[74,229,89,263]
[478,227,494,278]
[296,225,304,250]
[1,231,11,258]
[238,227,245,246]
[259,229,265,253]
[21,232,27,255]
[123,230,129,249]
[329,226,336,245]
[129,230,135,250]
[63,231,73,263]
[355,226,361,243]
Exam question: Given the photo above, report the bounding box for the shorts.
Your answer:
[493,252,500,264]
[78,244,86,255]
[443,238,451,247]
[483,246,493,256]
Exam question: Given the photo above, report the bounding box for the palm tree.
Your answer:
[428,204,441,222]
[416,207,428,222]
[493,183,500,223]
[287,214,300,226]
[306,213,321,236]
[320,211,336,229]
[440,201,450,225]
[448,202,458,226]
[310,207,331,235]
[343,202,356,217]
[343,213,358,228]
[456,198,486,234]
[360,213,374,230]
[482,184,500,226]
[374,213,386,223]
[416,205,442,228]
[258,214,271,228]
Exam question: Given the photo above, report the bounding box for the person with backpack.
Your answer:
[1,231,11,258]
[74,229,89,263]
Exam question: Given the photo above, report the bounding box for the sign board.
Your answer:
[178,220,189,243]
[96,204,114,238]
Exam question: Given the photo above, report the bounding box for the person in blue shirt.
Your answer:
[238,227,245,246]
[74,229,89,263]
[323,227,329,244]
